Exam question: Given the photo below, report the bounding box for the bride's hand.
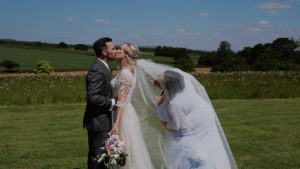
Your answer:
[161,121,179,133]
[161,121,167,127]
[111,123,120,133]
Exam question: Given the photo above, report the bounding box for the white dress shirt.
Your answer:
[97,58,115,111]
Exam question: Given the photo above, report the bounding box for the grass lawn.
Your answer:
[0,99,299,169]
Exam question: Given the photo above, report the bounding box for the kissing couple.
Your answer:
[83,37,238,169]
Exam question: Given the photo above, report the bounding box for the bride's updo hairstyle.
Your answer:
[122,42,140,71]
[163,70,185,97]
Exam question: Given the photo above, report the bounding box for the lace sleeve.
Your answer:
[116,69,133,107]
[111,75,119,98]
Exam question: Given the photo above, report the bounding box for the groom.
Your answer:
[83,37,117,169]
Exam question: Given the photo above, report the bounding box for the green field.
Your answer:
[0,99,299,169]
[0,45,95,72]
[194,71,300,99]
[0,72,299,106]
[0,45,175,72]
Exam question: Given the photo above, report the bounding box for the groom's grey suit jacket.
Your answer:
[83,58,113,131]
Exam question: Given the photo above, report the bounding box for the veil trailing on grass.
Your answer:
[133,59,238,169]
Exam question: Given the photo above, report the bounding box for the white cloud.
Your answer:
[166,34,175,38]
[62,18,75,22]
[245,27,261,32]
[175,29,185,32]
[196,13,210,17]
[256,2,292,9]
[258,20,272,26]
[94,19,110,24]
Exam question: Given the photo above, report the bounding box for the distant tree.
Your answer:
[139,47,155,53]
[272,38,298,51]
[154,46,187,57]
[33,60,54,74]
[74,44,89,51]
[248,38,299,71]
[296,51,300,64]
[154,46,162,56]
[212,56,250,72]
[198,51,218,66]
[216,41,234,63]
[211,41,251,72]
[272,38,299,62]
[174,56,195,72]
[253,47,282,71]
[57,42,68,48]
[249,43,264,65]
[296,36,300,51]
[237,47,252,64]
[34,41,43,47]
[0,60,20,72]
[173,48,195,72]
[0,39,16,44]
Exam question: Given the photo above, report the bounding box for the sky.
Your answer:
[0,0,299,51]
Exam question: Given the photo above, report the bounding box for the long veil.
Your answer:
[132,59,238,169]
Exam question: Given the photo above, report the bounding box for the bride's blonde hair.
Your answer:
[122,42,139,71]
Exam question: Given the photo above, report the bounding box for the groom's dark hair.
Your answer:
[93,37,112,57]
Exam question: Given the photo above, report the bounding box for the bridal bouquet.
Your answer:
[97,132,127,167]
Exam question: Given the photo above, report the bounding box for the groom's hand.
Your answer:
[161,121,167,127]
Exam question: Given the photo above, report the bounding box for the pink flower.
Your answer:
[110,134,119,142]
[105,144,111,153]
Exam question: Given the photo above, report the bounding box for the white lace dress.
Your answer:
[111,68,154,169]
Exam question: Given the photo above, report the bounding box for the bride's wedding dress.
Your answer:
[111,68,154,169]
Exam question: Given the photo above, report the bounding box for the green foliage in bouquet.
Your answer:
[97,152,127,167]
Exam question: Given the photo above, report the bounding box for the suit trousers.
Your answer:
[87,130,109,169]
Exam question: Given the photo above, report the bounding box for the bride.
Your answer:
[110,42,154,169]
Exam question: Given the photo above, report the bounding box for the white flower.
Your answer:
[98,154,106,163]
[118,147,124,153]
[111,159,117,165]
[111,144,115,149]
[113,154,120,159]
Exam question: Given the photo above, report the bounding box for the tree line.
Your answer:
[199,38,300,71]
[0,39,90,51]
[1,37,300,72]
[154,46,195,71]
[154,37,300,72]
